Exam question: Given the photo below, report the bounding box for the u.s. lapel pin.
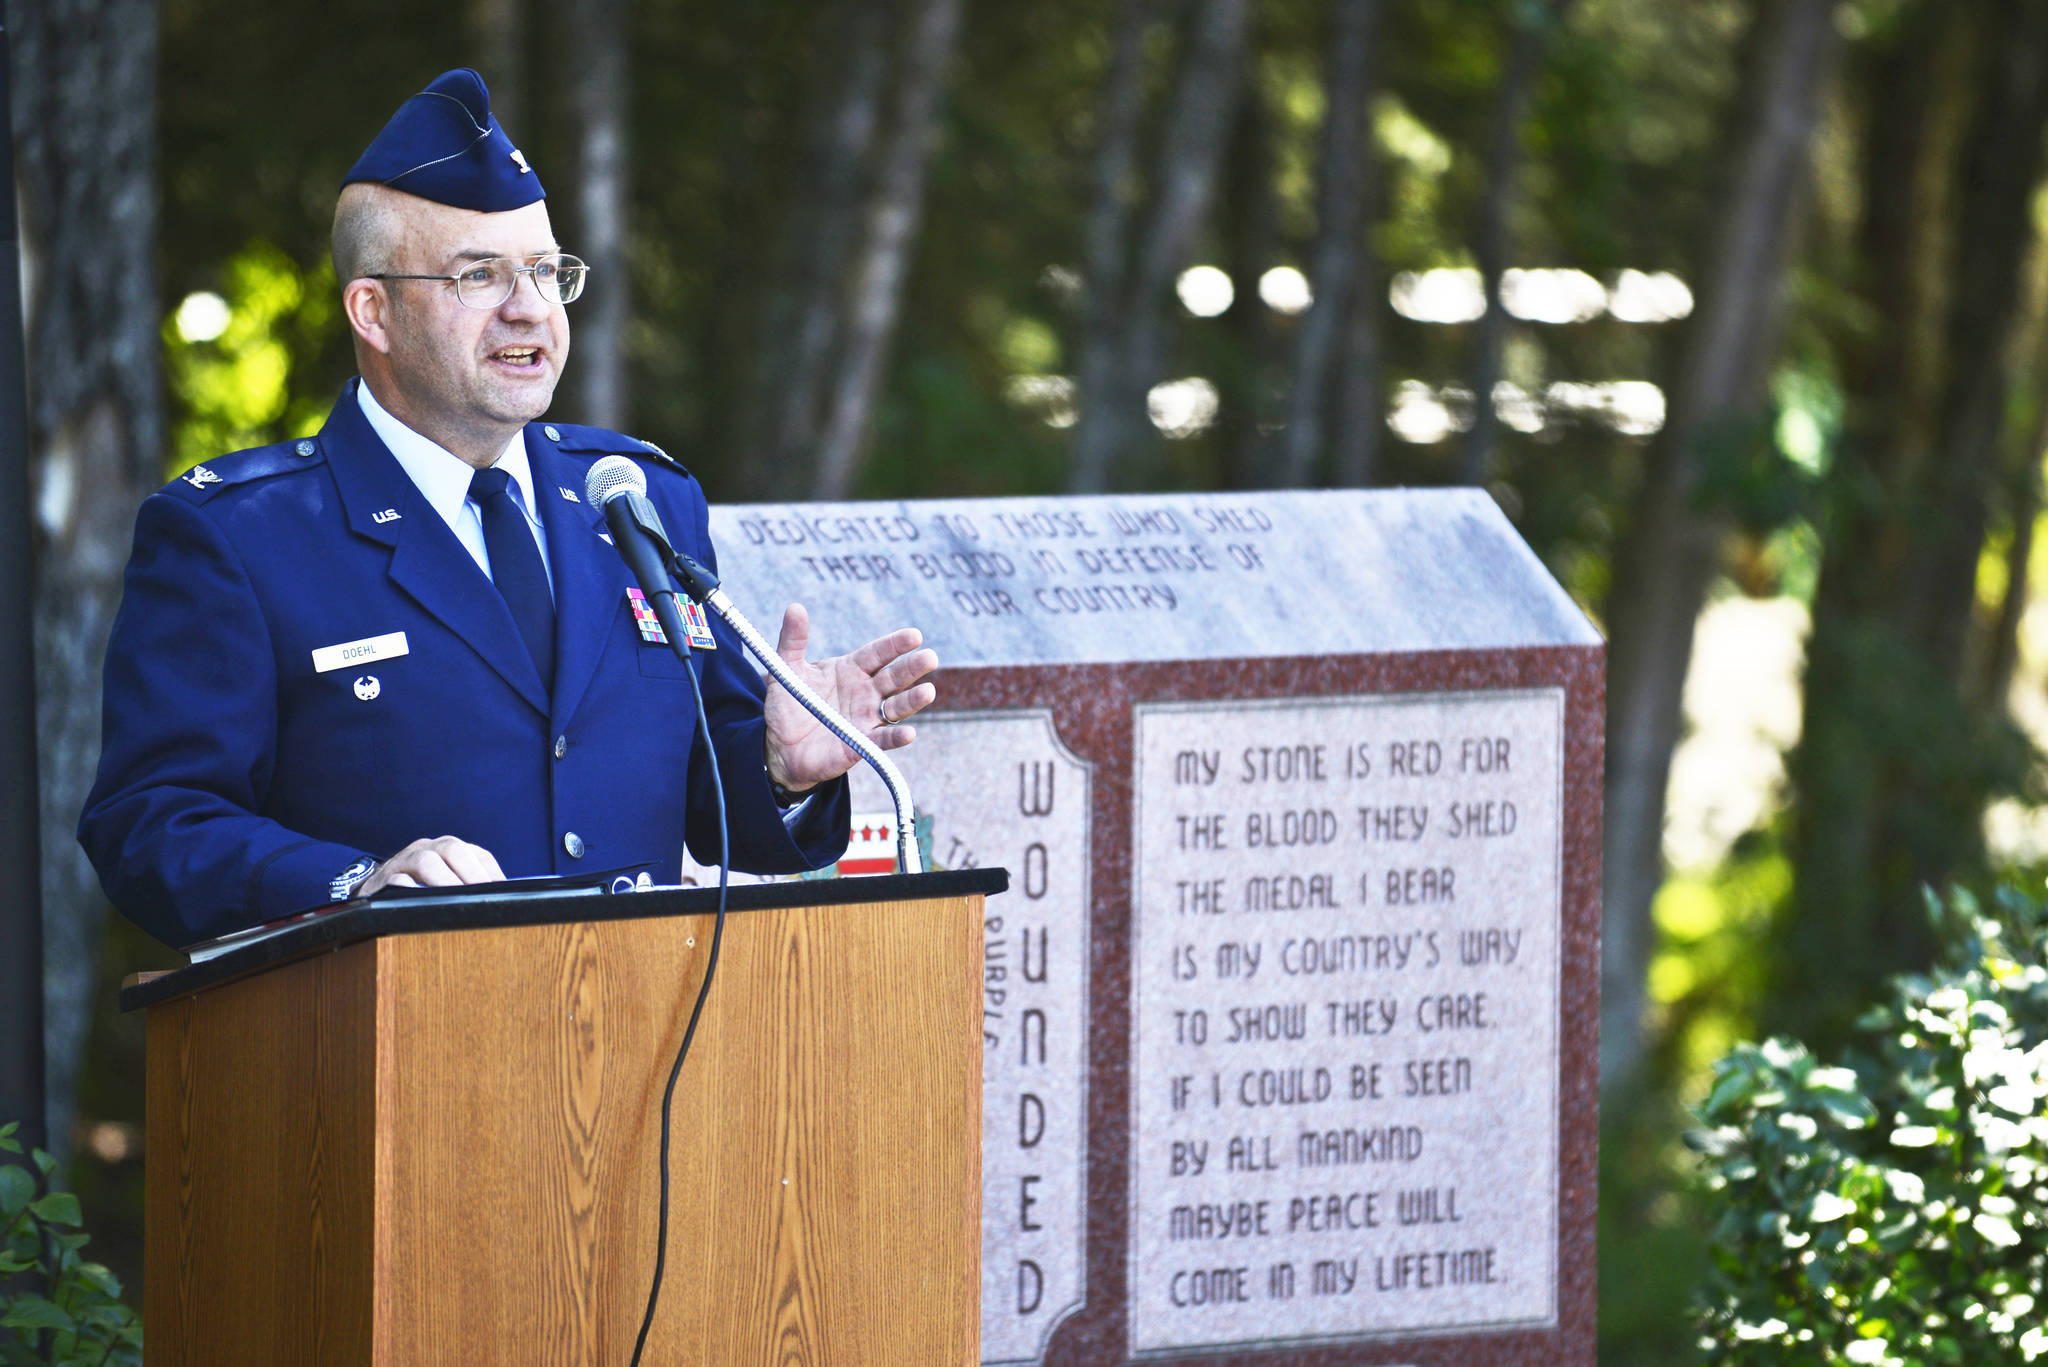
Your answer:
[558,486,580,503]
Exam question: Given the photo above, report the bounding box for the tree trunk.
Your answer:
[1597,0,1839,1088]
[467,0,527,141]
[1332,244,1384,485]
[1332,96,1386,489]
[1973,183,2048,712]
[1460,0,1568,488]
[1278,0,1382,487]
[11,0,163,1165]
[1778,4,1960,1043]
[734,0,891,498]
[1071,0,1251,492]
[568,0,630,429]
[1068,0,1156,493]
[1217,27,1282,490]
[811,0,967,499]
[1781,0,2048,1046]
[1908,2,2048,678]
[1981,450,2042,712]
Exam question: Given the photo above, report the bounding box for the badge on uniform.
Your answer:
[680,600,717,650]
[626,587,668,644]
[626,588,716,650]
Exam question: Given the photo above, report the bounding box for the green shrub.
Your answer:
[1691,885,2048,1365]
[0,1122,141,1366]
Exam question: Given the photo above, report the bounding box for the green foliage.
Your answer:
[1692,885,2048,1364]
[1690,407,1818,533]
[0,1124,141,1367]
[1652,826,1794,1075]
[162,240,336,480]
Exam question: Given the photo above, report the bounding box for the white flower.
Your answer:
[1973,1211,2021,1247]
[1986,1082,2042,1116]
[1963,1037,2023,1086]
[1891,1125,1940,1147]
[1974,1114,2031,1153]
[1733,1317,1789,1341]
[1810,1192,1857,1222]
[1844,1339,1888,1364]
[1884,1169,1926,1203]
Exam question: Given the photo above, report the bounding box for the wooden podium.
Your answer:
[120,869,1005,1367]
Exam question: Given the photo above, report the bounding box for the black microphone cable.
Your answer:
[626,595,728,1367]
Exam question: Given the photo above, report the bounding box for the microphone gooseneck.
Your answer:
[583,456,922,874]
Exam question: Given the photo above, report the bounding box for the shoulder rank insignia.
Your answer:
[183,465,222,489]
[636,438,692,479]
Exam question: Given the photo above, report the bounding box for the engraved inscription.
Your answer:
[1129,692,1563,1356]
[707,490,1603,667]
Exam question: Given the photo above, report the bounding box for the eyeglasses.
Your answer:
[364,253,589,309]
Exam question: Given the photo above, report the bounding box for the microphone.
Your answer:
[586,457,689,638]
[582,456,922,873]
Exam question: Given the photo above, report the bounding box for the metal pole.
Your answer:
[0,2,49,1156]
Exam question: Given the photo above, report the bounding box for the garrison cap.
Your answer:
[341,69,544,211]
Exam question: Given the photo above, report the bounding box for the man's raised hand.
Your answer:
[763,602,938,792]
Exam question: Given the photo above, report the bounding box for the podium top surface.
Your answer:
[120,868,1009,1012]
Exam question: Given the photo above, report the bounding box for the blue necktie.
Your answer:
[469,466,555,691]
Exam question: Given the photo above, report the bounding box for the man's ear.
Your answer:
[342,278,394,356]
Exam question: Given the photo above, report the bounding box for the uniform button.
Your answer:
[544,425,562,442]
[294,439,317,458]
[563,831,586,859]
[553,735,567,760]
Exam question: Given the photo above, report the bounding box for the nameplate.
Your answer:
[311,631,410,673]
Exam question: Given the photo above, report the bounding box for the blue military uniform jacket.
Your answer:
[80,380,849,946]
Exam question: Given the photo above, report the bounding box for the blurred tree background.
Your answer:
[17,0,2048,1359]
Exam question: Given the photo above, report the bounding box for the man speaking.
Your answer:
[79,70,937,947]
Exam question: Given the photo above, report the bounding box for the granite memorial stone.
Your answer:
[688,489,1602,1365]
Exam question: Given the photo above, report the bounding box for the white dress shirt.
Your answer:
[356,382,554,597]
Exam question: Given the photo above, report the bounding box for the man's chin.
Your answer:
[482,373,560,425]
